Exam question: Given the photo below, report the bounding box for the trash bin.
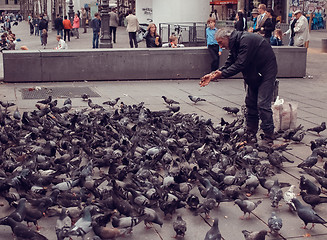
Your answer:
[322,39,327,53]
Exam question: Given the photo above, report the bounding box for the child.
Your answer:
[54,35,68,50]
[41,29,48,48]
[270,29,283,46]
[206,17,222,71]
[169,35,178,48]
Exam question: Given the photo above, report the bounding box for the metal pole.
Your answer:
[99,0,113,48]
[68,0,74,24]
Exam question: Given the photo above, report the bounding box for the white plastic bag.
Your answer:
[272,96,298,131]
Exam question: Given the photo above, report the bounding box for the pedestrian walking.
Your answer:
[91,12,101,48]
[73,13,80,39]
[4,18,11,31]
[206,17,222,71]
[41,29,48,48]
[81,8,87,33]
[63,16,72,42]
[200,28,278,145]
[54,14,64,37]
[109,8,119,43]
[292,10,310,48]
[126,10,139,48]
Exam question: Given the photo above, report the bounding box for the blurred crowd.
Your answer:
[0,13,21,52]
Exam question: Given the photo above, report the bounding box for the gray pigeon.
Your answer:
[242,230,268,240]
[307,122,326,135]
[66,205,93,238]
[283,185,296,211]
[162,96,179,105]
[234,199,262,219]
[173,215,187,238]
[204,218,221,240]
[292,198,327,229]
[188,95,206,104]
[268,212,282,234]
[269,179,283,208]
[103,97,120,107]
[297,149,319,169]
[55,207,71,240]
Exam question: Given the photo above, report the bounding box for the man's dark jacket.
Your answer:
[54,17,64,30]
[38,19,48,31]
[220,30,277,88]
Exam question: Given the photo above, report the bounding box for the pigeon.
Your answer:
[297,149,319,169]
[299,175,321,195]
[204,218,221,240]
[269,179,283,208]
[188,95,206,104]
[142,207,163,227]
[222,106,240,115]
[0,100,15,108]
[300,191,327,209]
[37,95,52,104]
[283,185,296,211]
[268,212,282,234]
[162,96,179,105]
[234,199,262,219]
[166,105,180,113]
[103,97,120,107]
[55,208,71,240]
[173,215,187,238]
[63,98,72,105]
[13,107,21,120]
[81,93,89,101]
[307,122,326,136]
[242,230,268,240]
[111,216,144,229]
[6,198,26,222]
[292,198,327,229]
[291,130,306,142]
[65,205,93,238]
[0,216,48,240]
[88,99,103,109]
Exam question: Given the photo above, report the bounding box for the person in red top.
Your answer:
[63,15,72,42]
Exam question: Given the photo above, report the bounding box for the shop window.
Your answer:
[14,0,18,4]
[5,0,9,4]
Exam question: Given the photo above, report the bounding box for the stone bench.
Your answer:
[2,46,307,82]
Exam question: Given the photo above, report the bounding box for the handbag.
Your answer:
[136,30,144,43]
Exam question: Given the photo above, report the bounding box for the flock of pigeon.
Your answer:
[0,94,326,240]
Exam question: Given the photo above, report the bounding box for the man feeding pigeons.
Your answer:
[200,27,277,146]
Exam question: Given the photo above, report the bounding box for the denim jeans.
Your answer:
[93,31,99,48]
[56,29,63,37]
[245,77,275,135]
[128,32,138,48]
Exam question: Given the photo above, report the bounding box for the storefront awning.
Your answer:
[210,0,238,5]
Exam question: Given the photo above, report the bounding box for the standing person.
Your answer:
[206,17,222,71]
[4,18,11,31]
[126,10,139,48]
[292,10,310,47]
[54,14,64,37]
[41,29,48,48]
[200,28,278,145]
[38,16,48,43]
[81,8,87,33]
[63,16,72,42]
[253,8,274,42]
[91,12,101,48]
[255,4,268,32]
[109,8,119,43]
[144,23,162,48]
[234,11,246,31]
[283,13,297,46]
[73,13,80,39]
[33,15,39,36]
[250,8,259,31]
[43,13,49,23]
[28,14,34,35]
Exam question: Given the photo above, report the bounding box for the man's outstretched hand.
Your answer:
[199,71,222,87]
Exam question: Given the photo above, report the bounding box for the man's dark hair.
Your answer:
[128,10,133,14]
[57,14,60,17]
[64,16,67,19]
